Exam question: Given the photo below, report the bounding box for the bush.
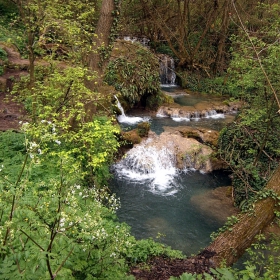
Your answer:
[137,122,150,137]
[105,41,161,109]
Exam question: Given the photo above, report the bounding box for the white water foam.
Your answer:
[172,117,190,122]
[156,108,224,121]
[204,110,224,119]
[113,141,179,195]
[115,96,149,124]
[117,114,144,124]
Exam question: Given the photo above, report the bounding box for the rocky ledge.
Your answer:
[142,126,225,173]
[157,99,243,120]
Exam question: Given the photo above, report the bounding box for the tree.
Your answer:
[202,165,280,267]
[87,0,119,80]
[120,0,233,74]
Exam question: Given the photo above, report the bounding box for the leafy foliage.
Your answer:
[0,125,183,279]
[12,64,120,187]
[171,232,280,280]
[217,5,280,208]
[0,0,26,54]
[0,130,130,279]
[105,41,161,109]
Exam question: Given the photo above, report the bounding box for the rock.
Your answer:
[157,99,243,119]
[121,129,141,144]
[163,126,228,171]
[190,186,239,223]
[167,126,219,147]
[142,130,214,173]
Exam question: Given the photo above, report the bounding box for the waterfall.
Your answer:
[122,36,150,47]
[204,110,224,119]
[115,96,149,124]
[156,107,225,122]
[159,55,176,85]
[112,139,179,195]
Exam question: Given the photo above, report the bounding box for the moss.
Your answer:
[137,122,150,137]
[121,130,141,145]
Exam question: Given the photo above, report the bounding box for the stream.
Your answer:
[110,90,234,255]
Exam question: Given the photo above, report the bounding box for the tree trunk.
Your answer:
[88,0,115,76]
[201,165,280,267]
[213,0,231,74]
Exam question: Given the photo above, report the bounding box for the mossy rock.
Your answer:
[137,122,150,137]
[121,130,141,145]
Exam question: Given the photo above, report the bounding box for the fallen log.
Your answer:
[202,165,280,267]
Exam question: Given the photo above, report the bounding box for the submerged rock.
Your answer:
[190,186,239,223]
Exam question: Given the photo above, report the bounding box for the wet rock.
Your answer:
[143,130,214,173]
[157,99,242,119]
[163,126,227,171]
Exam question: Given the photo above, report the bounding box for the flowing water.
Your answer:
[111,93,234,255]
[110,170,231,255]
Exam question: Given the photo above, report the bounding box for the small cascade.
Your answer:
[112,140,179,195]
[156,107,225,122]
[159,55,176,85]
[204,110,224,119]
[115,96,148,124]
[156,107,166,118]
[171,112,190,122]
[192,111,201,121]
[122,36,150,47]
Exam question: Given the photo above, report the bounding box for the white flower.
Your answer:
[30,142,38,148]
[75,185,81,189]
[54,140,61,145]
[38,149,42,154]
[41,120,46,123]
[30,154,34,159]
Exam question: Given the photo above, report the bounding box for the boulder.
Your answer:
[144,130,214,173]
[163,126,227,171]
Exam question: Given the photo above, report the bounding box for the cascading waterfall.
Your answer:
[115,96,149,124]
[113,139,179,195]
[156,107,224,122]
[159,55,176,85]
[204,110,224,119]
[111,88,235,255]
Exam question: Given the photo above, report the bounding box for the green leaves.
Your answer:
[217,13,280,207]
[0,130,129,279]
[105,41,161,109]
